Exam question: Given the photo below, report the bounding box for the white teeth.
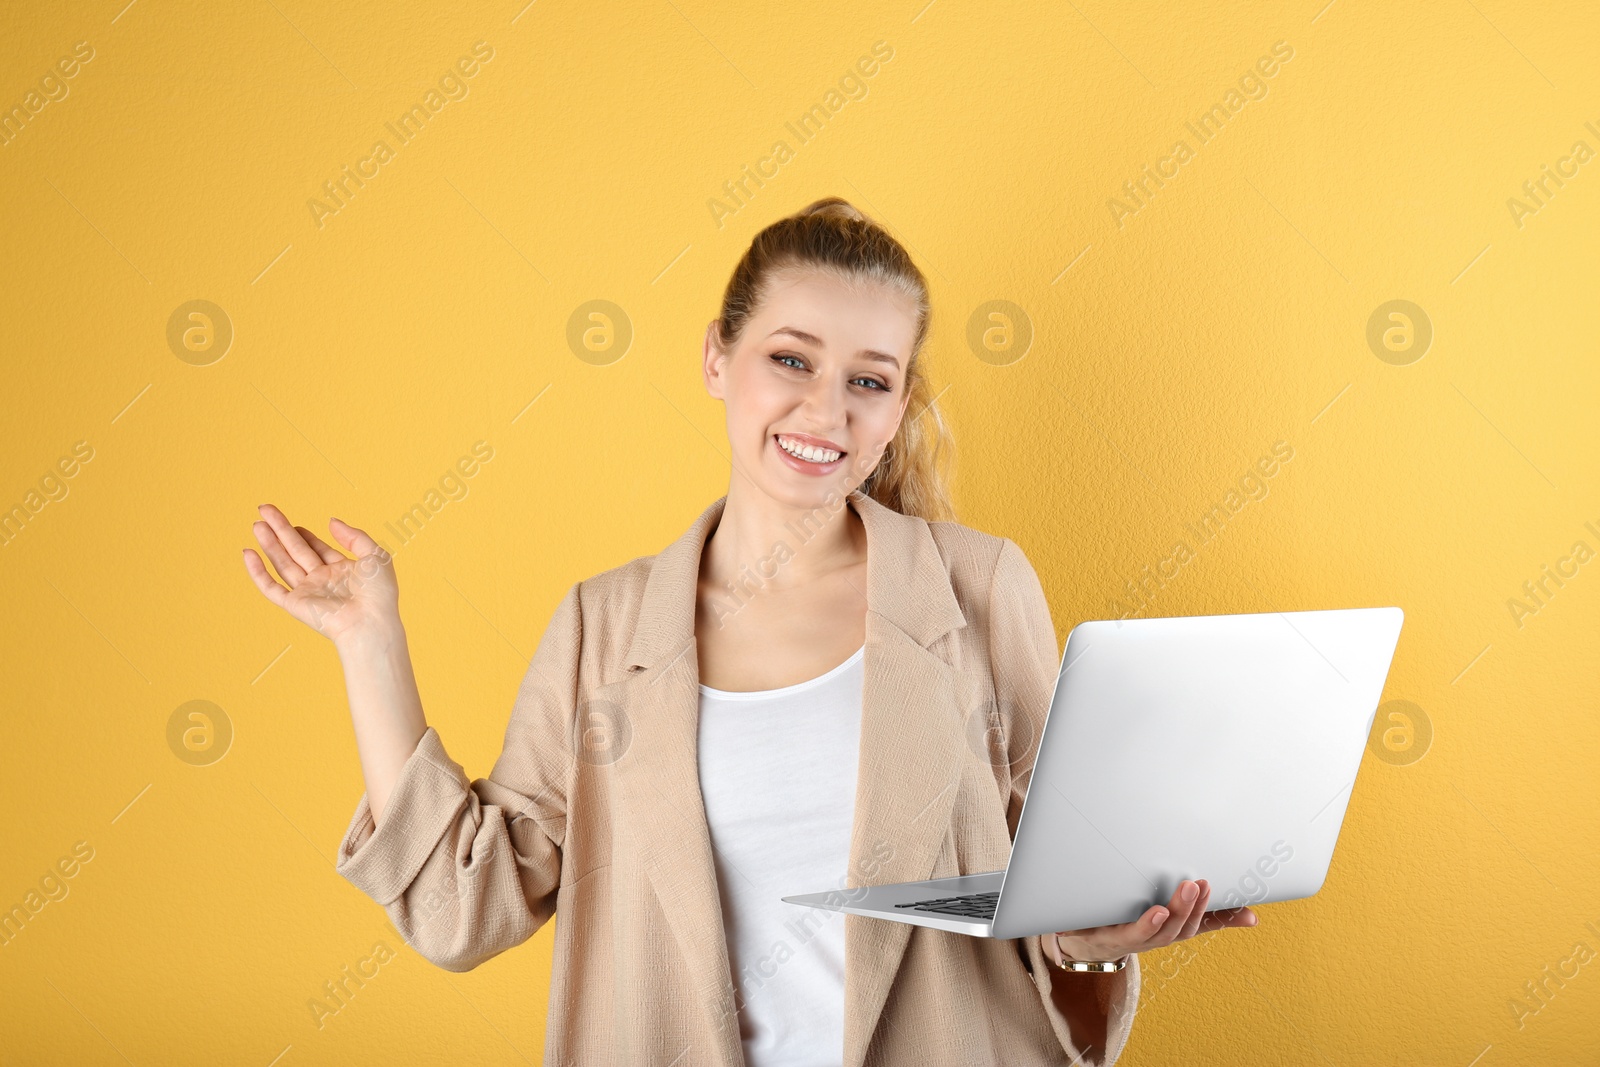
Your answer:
[778,435,841,463]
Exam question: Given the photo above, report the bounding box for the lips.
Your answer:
[773,432,848,475]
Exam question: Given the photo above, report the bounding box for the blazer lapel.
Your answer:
[841,492,969,1067]
[599,491,968,1067]
[594,496,744,1065]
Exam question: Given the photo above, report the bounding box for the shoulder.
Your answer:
[519,552,656,686]
[923,516,1056,659]
[924,518,1040,603]
[926,518,1007,572]
[567,551,654,631]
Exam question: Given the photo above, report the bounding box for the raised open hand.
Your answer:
[242,504,399,645]
[1044,878,1259,967]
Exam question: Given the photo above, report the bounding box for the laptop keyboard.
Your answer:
[892,890,998,920]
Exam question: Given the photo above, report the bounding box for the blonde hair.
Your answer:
[712,196,956,522]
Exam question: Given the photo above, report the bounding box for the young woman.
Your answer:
[243,198,1257,1066]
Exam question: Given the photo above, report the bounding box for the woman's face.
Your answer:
[703,269,917,511]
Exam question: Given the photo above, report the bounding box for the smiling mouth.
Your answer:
[775,433,845,464]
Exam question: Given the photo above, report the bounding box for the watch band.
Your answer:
[1051,934,1128,972]
[1053,956,1128,972]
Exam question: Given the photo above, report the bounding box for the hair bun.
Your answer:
[797,196,865,222]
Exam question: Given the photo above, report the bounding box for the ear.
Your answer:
[702,320,728,400]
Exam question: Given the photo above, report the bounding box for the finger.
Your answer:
[1198,907,1258,933]
[296,525,347,566]
[253,519,305,585]
[329,516,386,560]
[258,504,323,573]
[1105,904,1170,954]
[1193,907,1251,934]
[1178,880,1212,941]
[1150,880,1200,945]
[1056,902,1168,942]
[1136,903,1170,942]
[242,549,289,607]
[1059,894,1179,948]
[1162,880,1198,925]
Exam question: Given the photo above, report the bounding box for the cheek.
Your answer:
[724,362,787,432]
[854,395,903,445]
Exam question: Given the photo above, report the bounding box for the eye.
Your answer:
[770,350,891,392]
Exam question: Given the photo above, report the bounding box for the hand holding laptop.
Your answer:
[1044,876,1258,969]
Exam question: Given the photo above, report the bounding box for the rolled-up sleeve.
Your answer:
[334,582,581,973]
[987,538,1141,1065]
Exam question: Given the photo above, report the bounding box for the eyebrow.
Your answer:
[768,327,902,369]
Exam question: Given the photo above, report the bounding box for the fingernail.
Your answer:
[1152,910,1167,925]
[1183,883,1197,902]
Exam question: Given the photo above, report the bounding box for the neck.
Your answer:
[702,474,864,591]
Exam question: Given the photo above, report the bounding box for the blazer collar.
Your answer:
[598,490,976,1067]
[622,489,968,670]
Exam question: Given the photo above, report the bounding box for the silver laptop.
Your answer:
[781,606,1405,940]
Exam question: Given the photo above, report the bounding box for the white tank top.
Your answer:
[696,645,866,1067]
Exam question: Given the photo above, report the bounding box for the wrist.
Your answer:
[334,618,408,661]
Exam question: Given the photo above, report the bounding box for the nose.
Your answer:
[798,371,848,430]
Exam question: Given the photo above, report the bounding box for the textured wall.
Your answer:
[1,0,1595,1063]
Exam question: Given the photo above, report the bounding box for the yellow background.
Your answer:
[1,0,1596,1063]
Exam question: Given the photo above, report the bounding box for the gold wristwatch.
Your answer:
[1051,935,1129,972]
[1053,956,1128,972]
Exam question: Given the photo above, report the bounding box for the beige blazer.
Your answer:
[335,490,1141,1066]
